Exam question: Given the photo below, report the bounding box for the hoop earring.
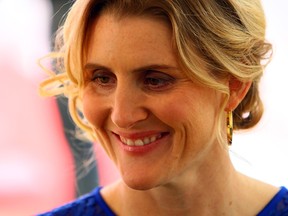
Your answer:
[227,111,233,145]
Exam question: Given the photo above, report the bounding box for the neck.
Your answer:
[115,144,242,215]
[151,146,236,215]
[102,142,278,216]
[155,161,236,215]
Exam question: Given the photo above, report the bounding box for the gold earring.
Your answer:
[227,111,233,145]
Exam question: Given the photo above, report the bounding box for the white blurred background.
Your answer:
[231,0,288,188]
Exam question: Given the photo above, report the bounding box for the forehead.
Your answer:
[94,14,171,45]
[85,13,177,68]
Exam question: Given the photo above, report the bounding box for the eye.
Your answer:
[143,71,175,91]
[94,76,111,84]
[91,71,116,87]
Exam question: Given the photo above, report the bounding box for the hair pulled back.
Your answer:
[40,0,272,140]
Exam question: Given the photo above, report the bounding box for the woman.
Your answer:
[38,0,288,215]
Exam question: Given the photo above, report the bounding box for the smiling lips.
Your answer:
[116,133,168,147]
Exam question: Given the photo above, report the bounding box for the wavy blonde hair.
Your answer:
[39,0,272,143]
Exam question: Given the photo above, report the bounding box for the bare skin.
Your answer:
[101,146,278,216]
[83,13,279,216]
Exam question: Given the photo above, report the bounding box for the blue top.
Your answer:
[37,187,116,216]
[38,186,288,216]
[257,186,288,216]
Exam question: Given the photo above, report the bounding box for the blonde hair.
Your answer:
[40,0,272,142]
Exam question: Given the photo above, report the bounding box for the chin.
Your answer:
[122,175,162,191]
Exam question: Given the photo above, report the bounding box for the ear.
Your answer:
[225,77,252,111]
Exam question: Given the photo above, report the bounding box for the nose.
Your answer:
[111,83,148,129]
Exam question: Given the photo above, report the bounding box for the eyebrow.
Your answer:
[84,63,179,73]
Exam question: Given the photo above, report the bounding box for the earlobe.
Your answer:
[225,77,252,111]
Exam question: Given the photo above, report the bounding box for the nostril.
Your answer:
[111,108,149,129]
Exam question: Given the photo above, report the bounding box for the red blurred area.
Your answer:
[0,1,76,215]
[0,61,76,215]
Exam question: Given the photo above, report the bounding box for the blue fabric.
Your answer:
[257,186,288,216]
[37,186,288,216]
[37,187,116,216]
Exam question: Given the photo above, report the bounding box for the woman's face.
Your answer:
[83,13,223,189]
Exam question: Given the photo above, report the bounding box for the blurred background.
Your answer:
[0,0,287,215]
[231,0,288,188]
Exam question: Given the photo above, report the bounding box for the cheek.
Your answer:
[82,92,117,158]
[152,92,215,128]
[82,92,107,130]
[153,90,221,145]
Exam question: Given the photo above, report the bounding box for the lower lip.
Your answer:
[114,134,169,154]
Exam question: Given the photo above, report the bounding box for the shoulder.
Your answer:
[257,186,288,216]
[37,187,116,216]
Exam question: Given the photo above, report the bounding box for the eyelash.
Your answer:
[143,73,174,90]
[90,70,175,91]
[91,72,116,86]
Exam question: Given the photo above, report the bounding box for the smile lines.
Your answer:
[119,134,163,146]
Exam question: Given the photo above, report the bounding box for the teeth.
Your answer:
[120,136,126,143]
[144,137,150,145]
[120,134,163,146]
[150,136,156,142]
[127,139,134,146]
[135,139,144,146]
